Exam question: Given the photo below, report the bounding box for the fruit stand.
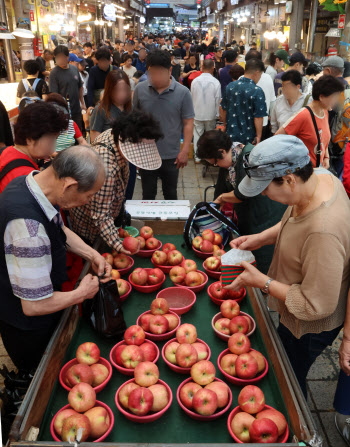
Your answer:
[8,231,318,447]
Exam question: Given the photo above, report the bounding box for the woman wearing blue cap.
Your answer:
[224,134,350,443]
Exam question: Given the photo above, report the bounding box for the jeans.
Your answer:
[193,119,217,161]
[277,323,342,398]
[125,163,136,200]
[334,370,350,415]
[140,158,179,200]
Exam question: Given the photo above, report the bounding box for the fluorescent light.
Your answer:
[12,28,35,38]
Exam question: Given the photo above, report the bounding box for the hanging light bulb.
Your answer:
[86,24,91,31]
[99,19,104,25]
[94,18,99,25]
[240,33,245,40]
[270,30,277,39]
[69,19,74,25]
[108,21,112,26]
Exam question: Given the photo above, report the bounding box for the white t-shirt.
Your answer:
[266,65,277,82]
[122,65,137,80]
[257,72,276,126]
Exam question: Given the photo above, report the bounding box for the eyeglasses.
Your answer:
[242,153,293,178]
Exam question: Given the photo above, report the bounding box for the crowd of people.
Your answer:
[1,31,350,444]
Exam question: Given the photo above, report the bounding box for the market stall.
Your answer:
[8,230,318,447]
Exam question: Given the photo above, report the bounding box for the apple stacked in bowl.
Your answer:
[134,226,161,252]
[228,385,289,443]
[214,300,254,337]
[169,264,206,288]
[130,267,165,287]
[192,229,225,256]
[151,247,184,268]
[209,281,246,302]
[138,298,180,337]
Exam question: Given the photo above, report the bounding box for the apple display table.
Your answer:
[9,235,317,447]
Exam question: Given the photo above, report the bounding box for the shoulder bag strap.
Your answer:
[32,78,40,90]
[305,106,321,167]
[0,159,37,182]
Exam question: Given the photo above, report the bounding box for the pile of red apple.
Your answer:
[220,333,266,380]
[139,298,179,335]
[116,278,130,297]
[118,362,170,416]
[230,385,288,443]
[215,300,252,336]
[179,360,230,416]
[169,265,205,288]
[64,343,109,388]
[130,267,164,286]
[152,246,184,266]
[192,229,225,255]
[210,281,245,301]
[203,255,222,272]
[164,324,209,367]
[114,326,158,369]
[54,383,110,442]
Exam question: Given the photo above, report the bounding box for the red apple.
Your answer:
[139,314,153,332]
[76,342,100,366]
[149,315,169,334]
[139,342,157,362]
[136,236,146,249]
[228,333,251,355]
[162,242,176,254]
[134,361,159,387]
[54,409,78,436]
[84,406,110,439]
[120,345,144,369]
[256,408,287,437]
[128,387,154,416]
[190,360,216,386]
[124,325,145,346]
[185,271,203,287]
[150,297,169,315]
[68,383,96,413]
[192,236,203,249]
[119,382,140,409]
[231,411,255,442]
[101,253,113,266]
[204,256,221,271]
[90,363,109,387]
[176,323,197,344]
[164,341,180,364]
[213,233,223,245]
[220,353,238,376]
[169,266,186,284]
[175,343,198,368]
[151,250,168,265]
[113,253,130,269]
[192,388,218,416]
[202,229,215,243]
[180,381,202,409]
[116,279,129,296]
[163,313,179,331]
[210,282,227,300]
[220,300,240,319]
[131,267,148,285]
[213,248,225,257]
[242,315,252,332]
[235,353,259,379]
[122,236,141,254]
[114,344,127,366]
[148,268,164,285]
[148,383,169,412]
[145,237,159,250]
[192,342,208,360]
[229,316,249,334]
[140,226,154,240]
[181,259,198,273]
[250,350,266,373]
[238,385,265,414]
[66,364,93,387]
[204,381,229,408]
[118,227,125,238]
[61,413,91,442]
[110,269,121,280]
[214,318,231,335]
[226,288,245,299]
[200,240,214,253]
[167,250,183,266]
[249,418,279,443]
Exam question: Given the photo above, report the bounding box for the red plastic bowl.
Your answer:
[151,256,184,273]
[128,268,165,293]
[202,260,221,279]
[211,312,256,341]
[217,348,269,385]
[50,400,114,442]
[177,377,232,421]
[156,287,196,315]
[136,240,163,258]
[208,282,246,306]
[227,405,289,443]
[136,310,180,341]
[175,271,208,293]
[109,340,160,376]
[59,357,112,393]
[192,244,224,260]
[119,280,132,302]
[114,255,134,276]
[162,337,211,374]
[115,378,173,423]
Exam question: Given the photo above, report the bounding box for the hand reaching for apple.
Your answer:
[230,234,263,252]
[339,338,350,376]
[120,246,133,255]
[78,274,100,300]
[91,253,112,283]
[224,262,268,292]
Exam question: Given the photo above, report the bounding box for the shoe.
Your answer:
[335,412,350,446]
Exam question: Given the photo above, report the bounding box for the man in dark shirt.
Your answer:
[49,45,86,131]
[87,47,118,107]
[146,35,157,52]
[219,49,238,96]
[83,42,95,72]
[36,49,53,80]
[132,48,147,73]
[123,40,139,62]
[16,59,49,102]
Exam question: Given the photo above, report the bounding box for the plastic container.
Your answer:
[136,310,180,341]
[207,282,246,306]
[156,287,196,315]
[217,348,269,385]
[50,400,114,442]
[119,280,132,302]
[115,378,173,423]
[128,268,165,293]
[211,311,256,341]
[59,357,112,393]
[192,244,224,260]
[136,240,162,258]
[114,255,134,276]
[109,340,159,376]
[174,271,208,293]
[121,226,139,238]
[202,260,221,279]
[177,377,232,421]
[227,405,289,443]
[162,337,211,374]
[150,256,184,273]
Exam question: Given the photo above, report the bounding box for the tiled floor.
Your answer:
[0,160,347,446]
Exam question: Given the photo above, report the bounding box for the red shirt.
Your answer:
[0,146,38,193]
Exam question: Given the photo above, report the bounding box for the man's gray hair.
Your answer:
[325,65,344,76]
[52,145,106,192]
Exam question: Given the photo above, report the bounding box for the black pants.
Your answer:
[125,163,136,200]
[277,323,342,398]
[0,320,57,372]
[72,113,84,133]
[140,158,179,200]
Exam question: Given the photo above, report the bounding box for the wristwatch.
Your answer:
[261,278,274,294]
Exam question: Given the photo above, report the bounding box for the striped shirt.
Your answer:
[4,171,63,301]
[55,119,82,152]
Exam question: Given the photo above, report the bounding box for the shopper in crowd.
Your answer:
[132,70,144,87]
[271,70,310,134]
[72,45,84,60]
[274,52,309,97]
[36,49,53,80]
[222,58,266,145]
[265,49,289,82]
[229,64,244,81]
[213,47,224,77]
[67,35,76,50]
[68,52,82,68]
[0,100,13,150]
[49,45,86,131]
[170,49,181,82]
[112,40,122,66]
[182,53,200,89]
[226,134,350,399]
[305,62,323,93]
[134,37,141,52]
[191,59,221,163]
[16,60,49,104]
[237,45,246,67]
[78,59,89,105]
[219,49,238,96]
[0,145,110,373]
[276,75,344,168]
[122,54,137,82]
[146,35,157,52]
[87,47,118,107]
[132,48,147,73]
[133,49,194,200]
[322,56,348,86]
[196,130,286,274]
[70,110,162,252]
[181,40,192,61]
[123,40,139,60]
[83,42,95,71]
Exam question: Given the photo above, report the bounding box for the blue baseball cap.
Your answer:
[238,135,311,197]
[69,53,83,63]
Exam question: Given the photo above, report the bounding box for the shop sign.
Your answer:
[41,0,49,7]
[217,0,223,11]
[29,10,35,21]
[103,3,116,20]
[338,14,346,29]
[315,18,329,33]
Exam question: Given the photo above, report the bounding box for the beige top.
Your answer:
[268,174,350,338]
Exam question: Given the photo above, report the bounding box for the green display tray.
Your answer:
[38,235,293,443]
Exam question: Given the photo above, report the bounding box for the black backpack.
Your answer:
[0,146,37,184]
